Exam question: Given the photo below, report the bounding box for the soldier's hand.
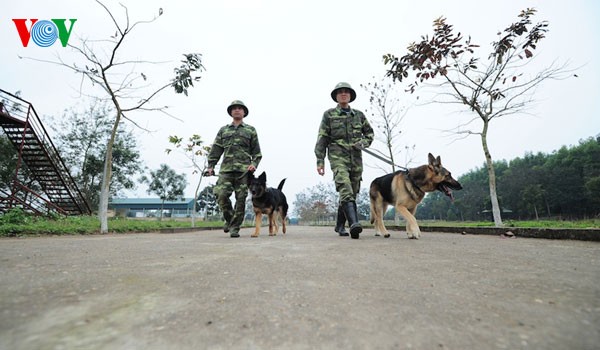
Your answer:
[354,140,369,149]
[204,168,214,176]
[317,167,325,176]
[247,165,256,172]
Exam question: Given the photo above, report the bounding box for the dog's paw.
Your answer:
[374,231,390,238]
[406,232,420,239]
[251,233,259,238]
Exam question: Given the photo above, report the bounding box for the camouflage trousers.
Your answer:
[331,163,362,203]
[214,172,248,230]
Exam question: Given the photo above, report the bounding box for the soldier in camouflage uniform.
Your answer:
[315,82,374,239]
[206,100,262,238]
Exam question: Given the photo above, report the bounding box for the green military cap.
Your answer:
[330,82,356,103]
[227,100,249,117]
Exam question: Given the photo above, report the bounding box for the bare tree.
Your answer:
[360,77,414,225]
[383,8,573,227]
[166,134,211,227]
[22,1,204,232]
[360,77,414,173]
[293,183,338,224]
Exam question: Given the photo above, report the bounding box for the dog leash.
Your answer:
[356,144,424,198]
[354,144,408,171]
[203,170,252,180]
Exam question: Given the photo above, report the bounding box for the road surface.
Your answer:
[1,226,598,349]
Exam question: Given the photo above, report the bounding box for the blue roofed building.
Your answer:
[109,198,197,218]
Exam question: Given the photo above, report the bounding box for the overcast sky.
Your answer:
[2,0,599,213]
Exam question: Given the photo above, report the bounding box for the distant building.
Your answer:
[109,198,197,218]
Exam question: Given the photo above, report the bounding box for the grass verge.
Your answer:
[0,209,221,237]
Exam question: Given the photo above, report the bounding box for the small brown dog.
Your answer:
[248,171,288,237]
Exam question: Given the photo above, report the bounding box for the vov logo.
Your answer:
[12,19,77,47]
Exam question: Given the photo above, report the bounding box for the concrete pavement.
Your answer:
[1,226,599,349]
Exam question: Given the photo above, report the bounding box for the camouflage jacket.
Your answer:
[314,105,374,167]
[208,122,262,173]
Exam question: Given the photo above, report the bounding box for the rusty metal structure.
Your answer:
[0,88,91,216]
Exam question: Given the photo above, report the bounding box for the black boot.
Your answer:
[342,201,362,239]
[334,205,349,236]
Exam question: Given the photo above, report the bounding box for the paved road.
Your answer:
[1,226,599,349]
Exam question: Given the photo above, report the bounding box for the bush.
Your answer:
[0,207,30,225]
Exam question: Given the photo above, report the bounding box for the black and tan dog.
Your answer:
[248,171,289,237]
[369,153,462,239]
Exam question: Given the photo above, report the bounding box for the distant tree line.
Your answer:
[418,136,600,221]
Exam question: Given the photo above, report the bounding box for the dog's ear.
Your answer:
[428,153,442,172]
[259,171,266,182]
[428,153,436,166]
[247,172,255,185]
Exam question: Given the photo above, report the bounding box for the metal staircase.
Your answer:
[0,89,91,216]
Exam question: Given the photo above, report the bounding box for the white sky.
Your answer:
[2,0,599,213]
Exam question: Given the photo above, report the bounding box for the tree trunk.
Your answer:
[98,110,121,234]
[480,122,503,227]
[387,140,396,173]
[191,176,202,228]
[191,196,196,227]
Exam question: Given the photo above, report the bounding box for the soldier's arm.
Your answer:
[362,113,375,147]
[250,128,262,169]
[314,112,331,168]
[207,128,224,169]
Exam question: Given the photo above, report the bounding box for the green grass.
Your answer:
[0,209,223,237]
[415,219,600,229]
[503,219,600,229]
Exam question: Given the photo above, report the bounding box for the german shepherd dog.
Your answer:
[248,171,289,237]
[369,153,462,239]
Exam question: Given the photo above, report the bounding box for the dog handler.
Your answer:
[315,82,374,239]
[206,100,262,238]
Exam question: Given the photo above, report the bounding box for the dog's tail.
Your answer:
[369,182,377,224]
[277,178,287,191]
